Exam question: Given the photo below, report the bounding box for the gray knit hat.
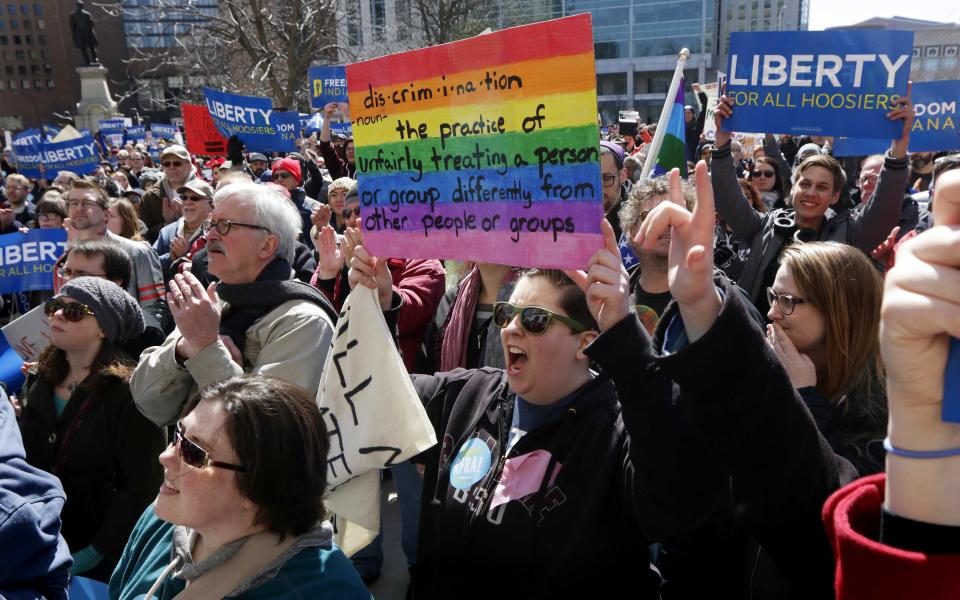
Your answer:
[56,277,145,344]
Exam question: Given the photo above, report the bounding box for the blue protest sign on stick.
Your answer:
[310,66,348,109]
[151,123,178,139]
[331,121,353,138]
[42,135,99,176]
[11,129,44,179]
[126,125,146,143]
[834,80,960,156]
[271,111,301,151]
[0,229,67,294]
[202,87,294,153]
[723,30,914,139]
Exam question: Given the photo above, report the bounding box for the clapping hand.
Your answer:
[346,227,393,309]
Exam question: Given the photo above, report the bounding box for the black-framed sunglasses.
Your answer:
[342,207,360,220]
[751,169,776,178]
[44,298,96,322]
[201,219,271,236]
[174,421,246,472]
[492,301,586,335]
[766,287,806,316]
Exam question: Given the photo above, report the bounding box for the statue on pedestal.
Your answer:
[69,1,98,65]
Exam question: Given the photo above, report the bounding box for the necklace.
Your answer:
[66,379,82,394]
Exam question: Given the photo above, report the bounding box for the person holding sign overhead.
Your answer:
[344,206,727,598]
[710,87,914,314]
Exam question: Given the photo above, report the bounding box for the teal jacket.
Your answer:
[109,506,370,600]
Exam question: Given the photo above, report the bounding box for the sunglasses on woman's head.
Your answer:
[174,421,246,472]
[492,301,586,335]
[44,298,96,322]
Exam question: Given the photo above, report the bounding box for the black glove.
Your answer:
[227,134,245,166]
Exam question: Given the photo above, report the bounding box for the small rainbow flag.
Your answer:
[347,14,603,269]
[651,81,688,178]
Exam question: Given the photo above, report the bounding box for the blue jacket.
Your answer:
[110,506,370,600]
[0,388,72,600]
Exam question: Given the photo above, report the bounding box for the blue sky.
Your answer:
[808,0,960,30]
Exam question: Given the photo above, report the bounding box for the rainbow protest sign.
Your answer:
[347,14,603,269]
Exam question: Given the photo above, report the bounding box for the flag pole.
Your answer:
[639,48,690,181]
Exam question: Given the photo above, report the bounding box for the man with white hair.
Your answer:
[130,182,338,426]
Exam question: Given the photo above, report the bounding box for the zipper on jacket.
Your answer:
[467,395,512,528]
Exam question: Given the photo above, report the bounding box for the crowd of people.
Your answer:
[0,84,958,600]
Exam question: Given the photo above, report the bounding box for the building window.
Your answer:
[395,0,410,41]
[3,65,11,75]
[6,4,13,15]
[46,78,53,88]
[22,18,28,28]
[36,17,41,28]
[0,19,4,29]
[29,63,36,73]
[369,0,385,42]
[20,78,28,88]
[35,32,42,43]
[0,79,4,89]
[12,33,19,43]
[9,19,15,28]
[8,79,16,89]
[32,2,39,15]
[19,3,26,14]
[346,6,361,45]
[0,34,4,45]
[23,34,30,43]
[16,64,24,74]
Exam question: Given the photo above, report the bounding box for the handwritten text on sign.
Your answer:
[347,14,603,269]
[723,30,913,139]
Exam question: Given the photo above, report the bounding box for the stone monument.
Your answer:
[68,1,119,132]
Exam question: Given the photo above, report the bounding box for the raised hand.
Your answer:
[346,228,393,309]
[634,162,721,342]
[311,204,332,232]
[881,168,960,526]
[169,272,222,359]
[713,95,734,148]
[565,219,630,333]
[169,235,189,259]
[314,225,344,280]
[888,81,914,158]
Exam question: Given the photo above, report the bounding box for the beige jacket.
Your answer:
[131,299,334,427]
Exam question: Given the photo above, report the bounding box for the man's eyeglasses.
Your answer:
[174,421,246,472]
[57,267,105,280]
[751,169,775,178]
[67,200,103,210]
[492,301,586,335]
[766,287,806,316]
[180,194,209,203]
[201,219,271,236]
[342,207,360,220]
[602,173,619,187]
[44,298,96,322]
[161,160,185,168]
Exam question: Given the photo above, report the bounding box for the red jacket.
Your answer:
[823,473,960,600]
[314,258,445,372]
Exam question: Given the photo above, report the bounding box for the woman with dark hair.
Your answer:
[347,220,722,598]
[19,277,164,582]
[750,155,787,210]
[766,241,887,474]
[110,375,369,599]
